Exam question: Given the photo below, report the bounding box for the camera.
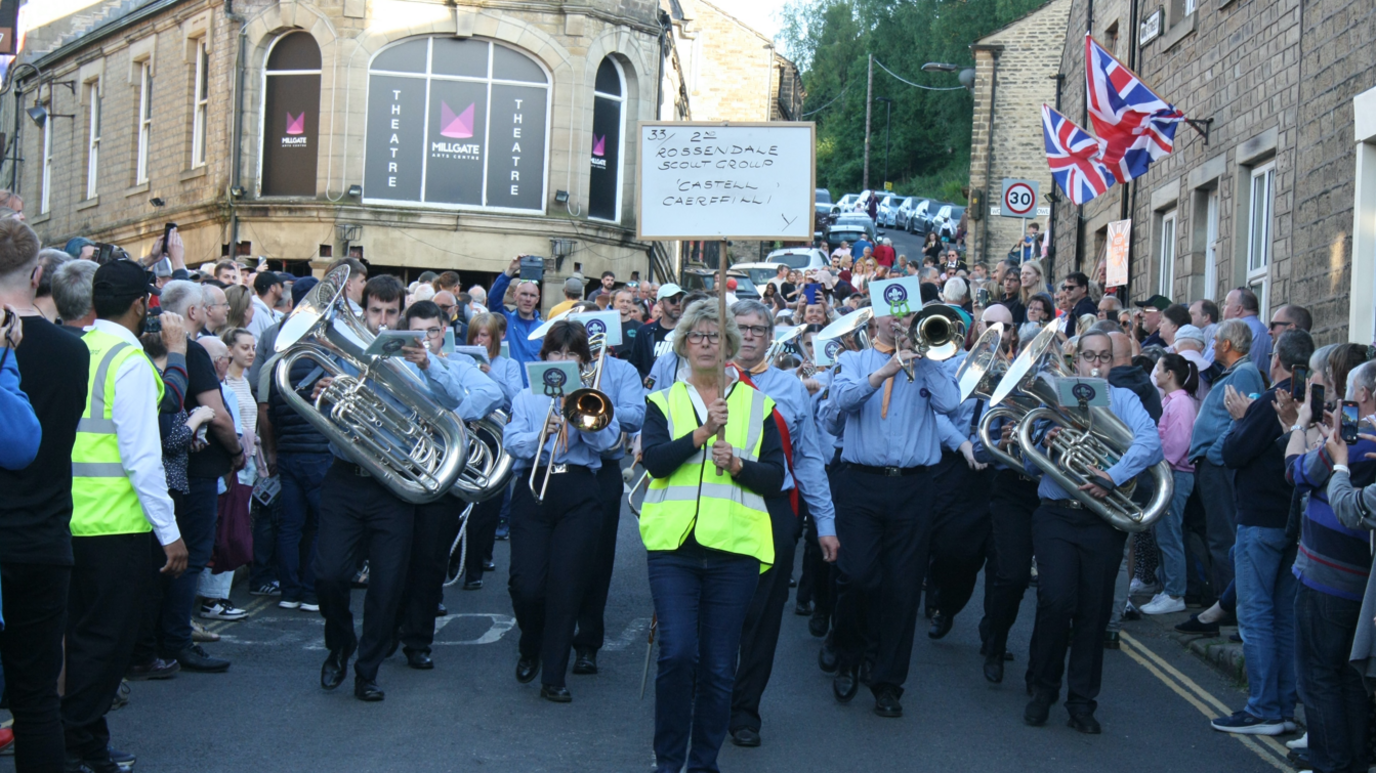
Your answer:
[96,243,131,265]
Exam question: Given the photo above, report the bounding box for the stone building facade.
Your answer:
[8,0,679,306]
[966,0,1073,268]
[1051,0,1376,343]
[662,0,799,123]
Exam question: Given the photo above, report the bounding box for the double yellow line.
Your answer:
[1119,631,1293,771]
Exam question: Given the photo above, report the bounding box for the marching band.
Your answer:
[271,260,1171,755]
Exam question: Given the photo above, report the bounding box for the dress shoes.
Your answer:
[1174,613,1221,636]
[1068,712,1101,734]
[731,727,761,747]
[832,665,859,703]
[516,656,541,684]
[873,688,903,718]
[540,685,572,703]
[983,654,1004,684]
[483,560,496,572]
[808,614,829,638]
[354,678,385,702]
[817,642,839,674]
[126,657,180,681]
[928,613,953,640]
[1024,692,1055,726]
[321,640,356,690]
[463,579,484,591]
[572,649,598,675]
[405,650,434,670]
[795,600,814,616]
[435,603,448,617]
[174,644,230,673]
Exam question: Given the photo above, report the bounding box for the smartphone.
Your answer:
[1290,365,1309,399]
[442,328,455,355]
[1342,401,1361,444]
[1311,384,1326,423]
[975,287,991,307]
[162,222,178,256]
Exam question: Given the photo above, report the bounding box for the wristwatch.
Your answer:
[1291,423,1305,433]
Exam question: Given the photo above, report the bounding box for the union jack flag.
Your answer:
[1085,34,1184,183]
[1042,104,1115,206]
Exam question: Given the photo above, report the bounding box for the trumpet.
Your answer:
[527,335,615,503]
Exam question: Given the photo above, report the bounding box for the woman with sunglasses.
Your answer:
[639,299,785,773]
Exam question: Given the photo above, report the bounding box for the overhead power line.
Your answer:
[801,83,851,117]
[872,58,966,91]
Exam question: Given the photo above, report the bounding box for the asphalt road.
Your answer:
[34,493,1290,773]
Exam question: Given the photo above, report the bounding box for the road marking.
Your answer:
[1120,632,1290,771]
[603,617,651,652]
[212,612,516,649]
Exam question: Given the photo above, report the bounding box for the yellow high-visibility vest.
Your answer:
[70,327,163,537]
[641,381,775,570]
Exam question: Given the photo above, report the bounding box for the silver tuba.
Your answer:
[273,264,470,504]
[989,320,1173,533]
[450,410,514,502]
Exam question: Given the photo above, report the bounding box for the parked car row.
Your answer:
[813,187,967,247]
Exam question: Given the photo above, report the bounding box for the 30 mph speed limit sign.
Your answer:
[1000,179,1040,219]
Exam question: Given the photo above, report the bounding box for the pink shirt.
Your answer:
[1158,389,1198,472]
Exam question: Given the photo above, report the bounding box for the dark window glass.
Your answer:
[492,44,546,83]
[594,57,621,96]
[431,37,488,78]
[372,38,428,73]
[266,31,322,71]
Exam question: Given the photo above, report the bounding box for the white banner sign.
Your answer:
[636,122,816,241]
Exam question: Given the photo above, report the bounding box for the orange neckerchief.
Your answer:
[872,340,897,419]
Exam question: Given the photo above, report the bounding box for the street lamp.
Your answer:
[923,62,976,91]
[875,97,893,190]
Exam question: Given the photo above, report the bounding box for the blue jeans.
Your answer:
[647,547,759,773]
[161,476,219,656]
[1154,470,1194,598]
[1296,585,1369,773]
[1234,525,1297,721]
[275,452,332,602]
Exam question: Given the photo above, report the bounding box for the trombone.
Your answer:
[892,304,967,381]
[527,334,616,503]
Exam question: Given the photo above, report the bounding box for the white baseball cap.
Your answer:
[657,283,685,300]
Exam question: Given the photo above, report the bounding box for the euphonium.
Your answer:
[451,410,514,503]
[273,264,470,504]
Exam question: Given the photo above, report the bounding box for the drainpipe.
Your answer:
[227,0,248,257]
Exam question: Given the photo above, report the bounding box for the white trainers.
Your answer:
[198,599,248,621]
[1130,577,1162,596]
[1141,593,1186,615]
[1286,731,1308,749]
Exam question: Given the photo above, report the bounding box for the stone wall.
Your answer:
[671,0,776,122]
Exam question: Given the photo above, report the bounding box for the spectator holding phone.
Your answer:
[0,304,40,469]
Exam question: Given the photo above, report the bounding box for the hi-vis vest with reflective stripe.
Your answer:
[641,381,775,571]
[70,327,164,537]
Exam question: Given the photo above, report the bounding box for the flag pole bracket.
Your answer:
[1185,118,1214,145]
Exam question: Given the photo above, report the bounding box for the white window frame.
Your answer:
[40,115,53,214]
[1185,0,1197,14]
[589,56,626,224]
[1158,209,1176,297]
[191,37,209,168]
[1246,162,1275,318]
[1203,189,1218,299]
[136,60,152,184]
[85,81,101,200]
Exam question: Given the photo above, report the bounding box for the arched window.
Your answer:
[260,32,322,196]
[588,57,625,222]
[364,37,550,212]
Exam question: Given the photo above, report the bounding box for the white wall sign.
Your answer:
[1139,9,1162,45]
[636,121,816,240]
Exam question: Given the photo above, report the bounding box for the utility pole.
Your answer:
[863,53,873,191]
[876,96,893,188]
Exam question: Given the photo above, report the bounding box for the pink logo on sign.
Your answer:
[440,102,475,139]
[592,135,606,157]
[285,113,305,135]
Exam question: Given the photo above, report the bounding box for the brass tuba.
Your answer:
[273,264,471,504]
[450,410,515,502]
[989,320,1173,533]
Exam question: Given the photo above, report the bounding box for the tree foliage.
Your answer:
[780,0,1050,203]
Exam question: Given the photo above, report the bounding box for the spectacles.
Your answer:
[1269,320,1291,330]
[1079,351,1113,363]
[417,327,445,340]
[738,324,770,337]
[686,331,720,344]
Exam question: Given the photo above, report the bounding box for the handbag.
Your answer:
[212,480,255,572]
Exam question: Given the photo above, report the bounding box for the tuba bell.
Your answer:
[450,410,515,502]
[273,264,471,504]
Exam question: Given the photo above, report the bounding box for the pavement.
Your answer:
[15,488,1301,773]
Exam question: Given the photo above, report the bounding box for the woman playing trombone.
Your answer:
[639,300,786,773]
[503,321,621,702]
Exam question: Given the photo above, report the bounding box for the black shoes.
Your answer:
[1068,712,1101,734]
[435,603,448,617]
[873,687,903,718]
[817,642,839,674]
[126,657,179,681]
[174,644,230,673]
[1174,613,1221,636]
[983,653,1004,684]
[1104,631,1121,650]
[572,649,598,675]
[463,579,484,591]
[795,600,814,616]
[832,664,859,702]
[1024,692,1055,726]
[321,640,356,690]
[928,613,953,640]
[516,656,540,684]
[354,678,385,702]
[483,560,497,572]
[540,684,572,703]
[808,614,829,638]
[731,727,761,747]
[405,650,434,670]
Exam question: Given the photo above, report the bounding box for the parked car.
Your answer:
[824,217,877,252]
[876,194,906,228]
[815,189,833,217]
[764,247,829,270]
[898,197,932,234]
[734,260,823,293]
[679,268,760,300]
[919,201,951,234]
[833,192,861,215]
[929,204,965,240]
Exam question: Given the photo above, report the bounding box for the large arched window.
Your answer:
[260,32,322,196]
[364,37,550,212]
[588,57,625,222]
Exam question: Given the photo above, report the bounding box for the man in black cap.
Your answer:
[65,260,188,772]
[1134,294,1172,349]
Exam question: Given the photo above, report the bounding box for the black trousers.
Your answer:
[313,463,415,683]
[132,487,179,666]
[832,466,933,697]
[730,496,801,733]
[0,561,70,773]
[508,466,601,689]
[62,533,151,760]
[1027,502,1127,713]
[395,497,462,654]
[926,454,993,621]
[465,494,503,584]
[799,465,843,631]
[572,460,626,653]
[981,469,1041,659]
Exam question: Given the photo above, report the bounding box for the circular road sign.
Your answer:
[1003,181,1037,217]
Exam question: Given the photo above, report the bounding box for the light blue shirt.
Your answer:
[935,352,978,454]
[1025,385,1163,501]
[505,388,621,471]
[749,365,837,537]
[600,356,646,461]
[812,368,842,455]
[824,346,961,468]
[418,352,505,422]
[485,354,524,412]
[1188,357,1265,465]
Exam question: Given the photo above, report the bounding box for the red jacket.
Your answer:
[872,244,896,268]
